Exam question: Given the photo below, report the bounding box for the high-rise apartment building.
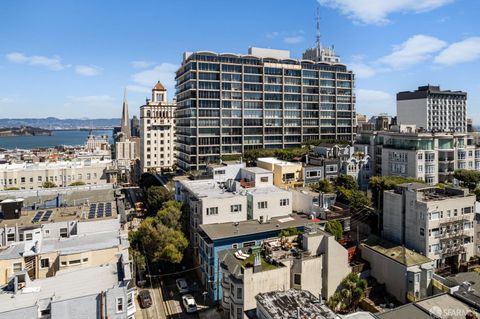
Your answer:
[175,46,355,171]
[140,82,176,172]
[397,85,467,132]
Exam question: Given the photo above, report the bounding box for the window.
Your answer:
[280,198,289,206]
[82,258,89,263]
[231,204,242,213]
[25,233,33,241]
[236,287,242,299]
[60,228,68,238]
[13,262,22,272]
[215,170,225,175]
[40,309,51,316]
[61,261,67,266]
[420,228,425,236]
[127,292,134,308]
[236,307,243,319]
[206,207,218,216]
[282,173,295,182]
[260,176,269,183]
[40,258,50,268]
[243,241,255,247]
[232,244,238,249]
[7,233,14,242]
[294,273,301,285]
[257,201,268,209]
[69,259,81,265]
[116,297,124,313]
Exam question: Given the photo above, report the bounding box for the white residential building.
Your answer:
[175,163,292,249]
[0,158,112,190]
[383,183,476,270]
[356,128,480,185]
[140,81,176,172]
[397,85,467,132]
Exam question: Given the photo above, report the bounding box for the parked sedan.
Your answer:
[138,290,152,308]
[182,294,198,313]
[176,278,189,294]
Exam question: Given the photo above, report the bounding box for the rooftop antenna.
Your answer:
[315,5,321,50]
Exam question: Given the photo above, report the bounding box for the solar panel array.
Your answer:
[88,202,113,219]
[31,210,53,223]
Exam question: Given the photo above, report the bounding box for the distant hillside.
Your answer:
[0,117,121,130]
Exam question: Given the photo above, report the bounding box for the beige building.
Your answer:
[361,236,435,303]
[383,183,476,270]
[219,225,350,319]
[0,158,112,190]
[140,81,176,172]
[256,157,303,189]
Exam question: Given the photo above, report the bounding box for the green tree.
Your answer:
[279,227,300,237]
[145,186,173,213]
[129,217,188,264]
[312,179,335,193]
[337,186,371,214]
[325,220,343,241]
[69,181,86,186]
[369,176,422,209]
[474,187,480,202]
[335,174,359,191]
[454,169,480,190]
[156,200,182,230]
[4,187,20,191]
[327,272,368,312]
[42,181,57,188]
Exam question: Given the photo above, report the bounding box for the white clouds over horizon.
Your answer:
[129,63,179,96]
[356,89,396,116]
[434,37,480,65]
[377,34,447,69]
[75,65,102,76]
[284,35,304,44]
[131,60,156,69]
[6,52,70,71]
[319,0,454,25]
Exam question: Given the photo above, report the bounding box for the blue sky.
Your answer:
[1,0,480,122]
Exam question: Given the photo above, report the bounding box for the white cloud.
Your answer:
[349,62,377,78]
[319,0,454,25]
[75,65,102,76]
[0,97,9,103]
[131,63,178,92]
[127,85,151,94]
[5,52,70,70]
[131,60,156,69]
[434,37,480,66]
[266,31,279,39]
[284,35,304,44]
[356,89,395,116]
[377,34,446,69]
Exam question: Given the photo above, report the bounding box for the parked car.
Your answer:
[138,290,152,308]
[182,294,197,313]
[176,278,189,294]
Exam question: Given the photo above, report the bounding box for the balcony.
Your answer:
[239,179,255,188]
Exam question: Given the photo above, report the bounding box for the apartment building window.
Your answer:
[243,241,255,247]
[25,233,32,241]
[206,207,218,216]
[282,173,295,182]
[38,176,42,182]
[12,262,22,272]
[231,204,242,213]
[69,259,81,265]
[420,228,425,236]
[20,177,25,183]
[7,233,14,242]
[60,228,68,238]
[116,297,124,313]
[40,258,50,268]
[127,292,134,309]
[294,273,301,285]
[257,201,268,209]
[280,199,289,206]
[236,307,243,319]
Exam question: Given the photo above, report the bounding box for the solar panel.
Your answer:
[32,211,44,223]
[41,210,53,222]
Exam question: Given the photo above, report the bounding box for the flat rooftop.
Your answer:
[0,230,123,260]
[242,166,271,174]
[255,289,339,319]
[257,157,299,166]
[0,263,120,313]
[0,201,117,228]
[362,236,432,267]
[377,304,430,319]
[181,179,289,200]
[200,213,316,241]
[415,293,479,319]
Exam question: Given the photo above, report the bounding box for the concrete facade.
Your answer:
[383,183,476,270]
